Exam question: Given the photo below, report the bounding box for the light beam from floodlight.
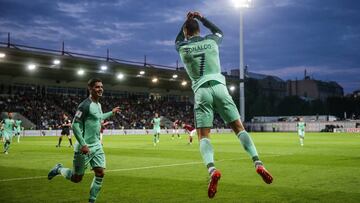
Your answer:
[28,64,36,71]
[152,77,158,83]
[101,65,107,71]
[77,69,85,75]
[232,0,251,8]
[172,74,178,79]
[140,71,145,75]
[181,81,187,86]
[230,85,236,91]
[0,53,5,58]
[53,59,61,65]
[117,73,124,79]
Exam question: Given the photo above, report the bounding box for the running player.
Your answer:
[175,11,273,198]
[48,78,120,203]
[56,113,73,148]
[13,119,22,143]
[3,112,16,154]
[182,123,196,144]
[296,117,306,146]
[172,119,181,139]
[151,113,161,146]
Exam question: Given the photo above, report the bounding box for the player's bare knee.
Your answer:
[71,175,83,183]
[230,120,245,134]
[94,168,105,177]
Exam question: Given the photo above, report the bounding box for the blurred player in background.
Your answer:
[3,112,16,154]
[56,113,73,148]
[48,78,120,203]
[172,119,181,139]
[151,113,161,146]
[182,123,196,144]
[0,120,4,143]
[297,117,306,146]
[100,120,110,145]
[13,119,22,143]
[175,11,273,198]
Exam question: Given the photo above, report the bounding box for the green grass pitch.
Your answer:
[0,132,359,202]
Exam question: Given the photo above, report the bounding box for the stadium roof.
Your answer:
[0,42,240,91]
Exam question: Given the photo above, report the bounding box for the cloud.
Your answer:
[272,0,295,8]
[56,2,87,18]
[0,18,76,42]
[91,37,130,46]
[154,40,174,46]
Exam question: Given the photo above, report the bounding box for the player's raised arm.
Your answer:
[175,22,186,51]
[194,12,223,36]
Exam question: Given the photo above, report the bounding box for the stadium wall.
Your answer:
[246,121,360,132]
[20,128,233,136]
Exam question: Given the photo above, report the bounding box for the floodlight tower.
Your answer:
[232,0,251,122]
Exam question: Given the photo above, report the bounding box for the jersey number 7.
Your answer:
[194,53,205,76]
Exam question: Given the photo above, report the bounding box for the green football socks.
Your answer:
[237,131,259,160]
[200,138,215,167]
[59,167,73,180]
[89,176,103,202]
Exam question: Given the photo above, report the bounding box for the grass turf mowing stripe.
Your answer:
[0,154,286,182]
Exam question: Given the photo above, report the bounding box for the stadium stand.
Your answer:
[0,83,227,130]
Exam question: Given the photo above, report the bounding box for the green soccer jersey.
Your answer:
[152,117,161,130]
[15,120,22,131]
[3,118,15,134]
[73,97,113,151]
[176,17,226,92]
[297,122,306,131]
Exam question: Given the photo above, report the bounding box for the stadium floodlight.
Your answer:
[53,59,61,65]
[139,70,145,75]
[117,73,124,79]
[172,74,178,79]
[101,65,108,71]
[152,77,158,83]
[181,81,187,86]
[229,85,236,91]
[231,0,251,8]
[77,69,85,76]
[0,53,5,58]
[27,64,36,71]
[232,0,252,121]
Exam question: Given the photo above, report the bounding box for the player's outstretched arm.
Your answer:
[101,106,120,120]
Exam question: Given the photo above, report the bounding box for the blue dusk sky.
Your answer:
[0,0,359,93]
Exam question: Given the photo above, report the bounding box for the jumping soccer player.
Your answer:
[182,123,196,144]
[56,113,73,148]
[13,119,22,143]
[151,113,161,146]
[172,119,181,139]
[175,11,273,198]
[48,78,120,203]
[297,117,306,146]
[3,112,16,154]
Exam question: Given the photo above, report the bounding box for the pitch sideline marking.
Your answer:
[0,154,288,182]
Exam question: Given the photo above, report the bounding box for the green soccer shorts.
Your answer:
[73,147,106,175]
[194,80,240,128]
[3,131,13,142]
[153,127,160,134]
